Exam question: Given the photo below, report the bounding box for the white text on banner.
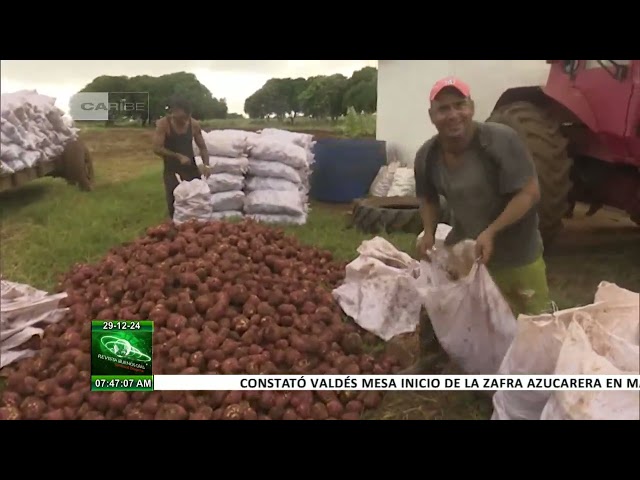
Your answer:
[152,374,640,391]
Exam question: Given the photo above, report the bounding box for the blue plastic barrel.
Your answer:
[310,138,387,203]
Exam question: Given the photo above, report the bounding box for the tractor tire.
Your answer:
[486,101,573,246]
[62,139,95,191]
[351,196,424,234]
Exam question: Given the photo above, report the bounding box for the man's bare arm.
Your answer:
[192,121,209,165]
[413,143,439,237]
[152,119,180,160]
[418,197,439,237]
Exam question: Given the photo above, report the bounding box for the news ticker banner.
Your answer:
[91,320,640,392]
[153,374,640,391]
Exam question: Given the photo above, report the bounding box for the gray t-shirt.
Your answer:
[414,122,543,269]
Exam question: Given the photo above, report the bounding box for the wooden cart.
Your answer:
[0,139,95,193]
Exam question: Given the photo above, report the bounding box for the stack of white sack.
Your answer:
[243,128,315,225]
[369,160,415,197]
[172,171,249,224]
[192,128,259,159]
[184,129,260,223]
[1,90,79,176]
[1,279,68,369]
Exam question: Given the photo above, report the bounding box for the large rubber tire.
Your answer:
[62,139,95,191]
[486,101,573,246]
[351,196,424,234]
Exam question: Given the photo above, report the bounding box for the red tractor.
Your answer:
[486,60,640,245]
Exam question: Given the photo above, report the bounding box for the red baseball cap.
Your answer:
[429,76,471,101]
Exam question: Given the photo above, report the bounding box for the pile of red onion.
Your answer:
[0,219,400,420]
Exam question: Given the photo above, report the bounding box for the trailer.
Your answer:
[0,139,94,193]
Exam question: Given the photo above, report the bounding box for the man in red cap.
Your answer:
[401,76,552,374]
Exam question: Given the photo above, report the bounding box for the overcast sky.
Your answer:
[0,60,377,115]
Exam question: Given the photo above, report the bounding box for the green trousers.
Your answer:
[488,255,553,318]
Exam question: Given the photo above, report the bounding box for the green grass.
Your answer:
[1,164,415,294]
[0,170,413,292]
[0,168,167,290]
[282,206,415,262]
[199,117,342,132]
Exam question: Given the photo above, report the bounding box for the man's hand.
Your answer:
[177,154,191,166]
[417,233,435,261]
[198,163,212,177]
[475,228,496,264]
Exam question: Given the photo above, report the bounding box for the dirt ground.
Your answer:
[79,128,157,184]
[552,204,639,247]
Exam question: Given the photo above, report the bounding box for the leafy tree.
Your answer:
[77,72,228,126]
[287,77,308,121]
[244,89,270,119]
[244,77,309,122]
[243,66,377,121]
[342,67,377,113]
[297,76,331,119]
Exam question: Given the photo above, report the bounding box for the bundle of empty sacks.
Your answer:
[173,128,315,225]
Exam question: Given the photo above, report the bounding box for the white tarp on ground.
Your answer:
[332,236,423,341]
[333,227,639,419]
[333,227,516,374]
[1,90,78,175]
[1,279,68,369]
[492,281,639,420]
[332,225,450,341]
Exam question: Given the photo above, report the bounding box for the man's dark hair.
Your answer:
[168,95,192,115]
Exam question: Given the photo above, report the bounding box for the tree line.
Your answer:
[244,67,377,122]
[74,66,377,125]
[76,72,228,125]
